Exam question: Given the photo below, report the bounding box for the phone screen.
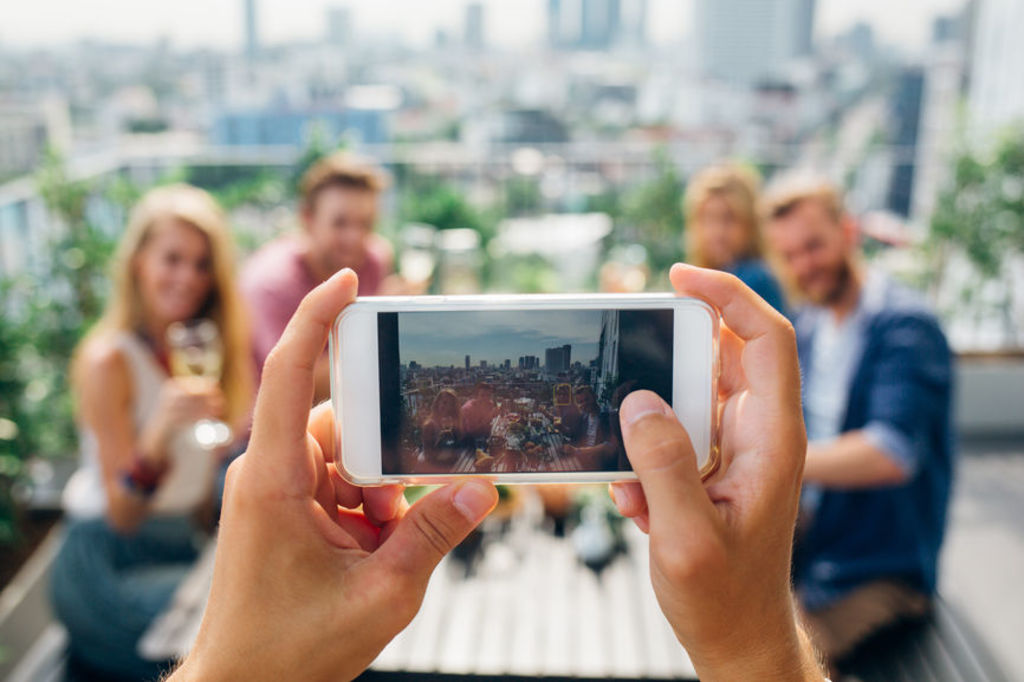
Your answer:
[376,308,673,475]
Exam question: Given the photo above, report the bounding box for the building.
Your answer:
[326,6,353,47]
[243,0,260,61]
[465,2,485,50]
[621,0,648,47]
[209,96,393,147]
[465,355,471,369]
[968,0,1024,138]
[518,355,540,370]
[580,0,621,49]
[548,0,565,47]
[886,67,925,218]
[596,311,620,392]
[695,0,815,85]
[545,344,572,374]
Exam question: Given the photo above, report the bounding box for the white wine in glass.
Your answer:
[167,318,232,449]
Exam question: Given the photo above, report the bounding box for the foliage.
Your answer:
[928,126,1024,344]
[615,149,686,274]
[1,150,117,544]
[395,166,494,239]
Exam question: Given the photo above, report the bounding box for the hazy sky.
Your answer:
[398,309,601,368]
[2,0,966,52]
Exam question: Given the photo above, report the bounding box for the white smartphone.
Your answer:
[330,294,719,485]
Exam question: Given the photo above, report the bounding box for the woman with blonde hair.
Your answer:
[51,184,252,680]
[684,163,786,313]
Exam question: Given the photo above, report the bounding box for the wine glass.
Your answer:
[167,318,232,449]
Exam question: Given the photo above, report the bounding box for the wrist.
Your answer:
[689,612,824,682]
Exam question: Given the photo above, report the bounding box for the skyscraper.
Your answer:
[547,0,564,47]
[620,0,648,47]
[465,354,471,369]
[326,6,353,47]
[243,0,260,62]
[545,344,572,373]
[695,0,814,85]
[465,2,485,50]
[969,0,1024,137]
[579,0,621,49]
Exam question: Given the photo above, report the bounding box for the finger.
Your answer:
[248,269,358,486]
[308,401,335,464]
[336,509,383,552]
[362,485,405,526]
[619,391,716,538]
[670,263,799,402]
[609,481,647,518]
[309,402,405,522]
[717,324,746,397]
[369,479,497,587]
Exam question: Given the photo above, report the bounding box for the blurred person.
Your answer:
[548,382,582,435]
[685,162,787,313]
[563,384,617,468]
[421,389,463,464]
[241,152,400,402]
[762,173,954,671]
[165,266,823,681]
[53,185,253,680]
[459,382,498,442]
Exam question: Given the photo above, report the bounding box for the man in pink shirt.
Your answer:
[241,152,393,401]
[459,383,498,442]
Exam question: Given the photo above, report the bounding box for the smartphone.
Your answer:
[330,294,719,485]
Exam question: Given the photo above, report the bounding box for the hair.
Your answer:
[430,389,459,420]
[684,163,764,268]
[299,152,388,214]
[72,184,252,425]
[474,382,493,394]
[760,172,850,305]
[761,171,846,225]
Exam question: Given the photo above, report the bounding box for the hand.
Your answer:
[171,268,498,682]
[610,264,823,681]
[140,378,225,457]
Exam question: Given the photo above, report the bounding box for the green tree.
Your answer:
[618,149,686,273]
[928,126,1024,344]
[0,151,116,544]
[396,168,493,239]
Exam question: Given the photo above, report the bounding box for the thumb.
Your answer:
[371,479,497,586]
[619,391,716,537]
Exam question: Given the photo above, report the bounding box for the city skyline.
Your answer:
[2,0,965,53]
[397,310,601,369]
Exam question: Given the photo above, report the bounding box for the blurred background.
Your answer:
[0,0,1022,680]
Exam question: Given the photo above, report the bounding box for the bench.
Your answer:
[841,597,1011,682]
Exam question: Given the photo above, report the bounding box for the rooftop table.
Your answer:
[140,489,697,679]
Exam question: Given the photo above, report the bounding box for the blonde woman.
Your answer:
[51,184,252,680]
[684,163,786,313]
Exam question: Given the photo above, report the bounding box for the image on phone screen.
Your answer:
[376,308,673,475]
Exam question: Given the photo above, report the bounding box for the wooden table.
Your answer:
[140,490,697,679]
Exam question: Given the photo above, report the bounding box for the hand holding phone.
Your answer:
[331,293,720,484]
[610,264,822,682]
[172,269,498,682]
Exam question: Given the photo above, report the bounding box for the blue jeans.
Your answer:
[50,516,201,681]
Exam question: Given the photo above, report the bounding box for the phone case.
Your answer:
[330,293,720,486]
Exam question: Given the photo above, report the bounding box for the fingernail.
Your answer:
[620,391,671,426]
[609,483,633,511]
[330,267,353,281]
[453,480,496,521]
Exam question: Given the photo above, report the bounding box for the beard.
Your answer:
[803,259,853,306]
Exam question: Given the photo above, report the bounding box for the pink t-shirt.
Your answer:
[240,234,392,373]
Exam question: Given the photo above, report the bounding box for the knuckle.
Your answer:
[654,535,727,584]
[410,510,457,560]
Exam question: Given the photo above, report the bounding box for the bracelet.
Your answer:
[121,452,168,498]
